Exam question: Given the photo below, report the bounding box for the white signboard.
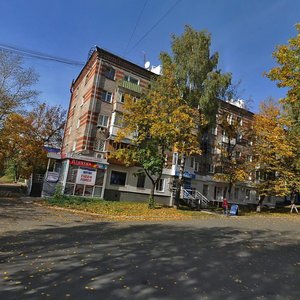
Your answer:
[47,172,59,183]
[76,169,96,186]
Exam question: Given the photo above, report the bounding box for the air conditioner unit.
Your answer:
[95,153,104,159]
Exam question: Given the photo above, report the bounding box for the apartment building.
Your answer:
[54,46,257,206]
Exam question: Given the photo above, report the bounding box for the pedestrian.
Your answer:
[290,192,299,214]
[222,198,229,216]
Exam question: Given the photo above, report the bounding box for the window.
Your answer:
[114,112,125,127]
[118,92,125,103]
[247,155,253,162]
[110,171,126,185]
[136,173,146,188]
[69,125,72,135]
[235,151,241,159]
[77,119,80,128]
[80,97,84,106]
[246,189,250,200]
[98,115,109,127]
[237,117,243,126]
[190,157,195,168]
[104,66,115,80]
[94,139,105,151]
[237,134,243,143]
[211,126,217,135]
[172,153,179,165]
[156,178,165,192]
[203,184,208,197]
[208,164,215,173]
[101,91,113,103]
[234,188,239,200]
[124,75,139,85]
[227,114,233,125]
[72,142,76,151]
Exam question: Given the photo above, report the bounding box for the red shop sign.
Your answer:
[69,159,98,169]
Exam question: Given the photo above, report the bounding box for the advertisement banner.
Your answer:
[75,169,96,186]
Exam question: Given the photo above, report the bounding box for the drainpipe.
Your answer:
[85,58,102,151]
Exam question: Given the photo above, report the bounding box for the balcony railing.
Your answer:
[122,81,142,93]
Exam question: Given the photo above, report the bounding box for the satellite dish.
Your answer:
[144,61,151,69]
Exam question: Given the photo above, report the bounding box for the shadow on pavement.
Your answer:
[0,218,299,299]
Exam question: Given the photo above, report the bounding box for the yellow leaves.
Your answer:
[44,199,212,221]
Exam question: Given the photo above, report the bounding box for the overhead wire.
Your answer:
[0,43,85,66]
[126,0,183,55]
[123,0,149,56]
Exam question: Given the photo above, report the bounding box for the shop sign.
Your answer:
[46,171,59,183]
[70,159,102,169]
[76,169,96,186]
[175,171,196,179]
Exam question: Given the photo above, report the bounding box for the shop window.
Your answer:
[110,171,126,185]
[136,173,146,188]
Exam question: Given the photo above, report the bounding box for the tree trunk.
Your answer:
[175,153,185,208]
[228,182,233,202]
[148,182,156,209]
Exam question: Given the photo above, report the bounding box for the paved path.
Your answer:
[0,197,300,300]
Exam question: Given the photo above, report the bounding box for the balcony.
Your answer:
[122,81,142,93]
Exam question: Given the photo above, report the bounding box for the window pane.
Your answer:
[110,171,126,185]
[137,173,146,188]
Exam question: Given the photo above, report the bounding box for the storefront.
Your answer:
[63,158,108,198]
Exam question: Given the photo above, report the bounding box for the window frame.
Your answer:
[124,74,139,85]
[104,66,115,80]
[110,170,127,186]
[97,114,109,128]
[101,91,113,103]
[136,173,146,188]
[155,178,165,192]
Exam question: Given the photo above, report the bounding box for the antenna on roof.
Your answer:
[87,46,97,61]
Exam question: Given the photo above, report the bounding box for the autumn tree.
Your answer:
[0,103,66,181]
[114,57,199,208]
[214,112,251,202]
[162,25,233,201]
[28,102,66,147]
[251,100,295,210]
[266,23,300,196]
[0,113,45,181]
[0,50,38,125]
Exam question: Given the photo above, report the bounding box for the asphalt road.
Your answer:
[0,197,300,300]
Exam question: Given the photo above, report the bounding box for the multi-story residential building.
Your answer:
[49,46,258,206]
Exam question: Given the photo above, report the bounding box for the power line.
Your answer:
[126,0,183,55]
[0,43,85,66]
[123,0,149,56]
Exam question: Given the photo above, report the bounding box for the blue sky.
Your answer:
[0,0,299,112]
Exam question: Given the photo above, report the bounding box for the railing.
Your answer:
[122,81,142,93]
[182,188,209,209]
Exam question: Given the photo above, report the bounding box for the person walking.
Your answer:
[222,198,229,216]
[290,192,299,214]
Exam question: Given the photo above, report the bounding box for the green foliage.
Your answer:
[169,25,232,126]
[53,183,64,200]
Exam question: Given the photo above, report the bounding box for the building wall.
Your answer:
[61,47,261,206]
